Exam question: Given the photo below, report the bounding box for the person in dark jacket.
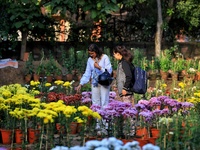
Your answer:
[113,45,136,137]
[113,45,134,104]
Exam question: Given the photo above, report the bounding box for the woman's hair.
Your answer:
[113,45,133,63]
[88,43,103,59]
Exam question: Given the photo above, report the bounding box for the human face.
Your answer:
[88,51,97,59]
[113,52,122,60]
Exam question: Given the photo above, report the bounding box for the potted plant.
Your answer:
[60,48,76,81]
[147,57,159,80]
[33,63,45,81]
[159,49,172,81]
[44,56,58,83]
[169,56,186,80]
[33,50,45,81]
[185,59,196,80]
[24,52,34,83]
[195,59,200,81]
[54,67,63,81]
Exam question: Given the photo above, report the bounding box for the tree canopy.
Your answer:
[0,0,199,59]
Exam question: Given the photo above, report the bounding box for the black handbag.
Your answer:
[98,69,113,86]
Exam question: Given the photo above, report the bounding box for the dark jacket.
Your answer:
[116,58,134,97]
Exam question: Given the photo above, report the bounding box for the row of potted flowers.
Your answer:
[0,78,200,149]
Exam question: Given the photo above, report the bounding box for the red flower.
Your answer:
[47,92,57,102]
[56,93,66,100]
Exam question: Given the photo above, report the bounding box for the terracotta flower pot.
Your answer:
[136,127,148,138]
[147,137,157,145]
[56,123,65,134]
[195,72,200,81]
[134,138,148,147]
[1,129,12,144]
[76,123,83,133]
[46,76,53,83]
[69,122,78,134]
[171,72,178,81]
[120,139,134,144]
[33,73,40,81]
[160,70,169,81]
[24,74,32,83]
[151,128,160,138]
[66,74,73,82]
[15,129,23,144]
[54,75,63,81]
[28,128,40,144]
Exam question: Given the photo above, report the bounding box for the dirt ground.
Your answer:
[0,61,26,86]
[0,60,66,87]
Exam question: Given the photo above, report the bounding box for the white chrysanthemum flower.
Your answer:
[49,86,56,91]
[124,141,141,150]
[51,146,69,150]
[85,140,102,149]
[69,146,87,150]
[95,147,109,150]
[143,143,160,150]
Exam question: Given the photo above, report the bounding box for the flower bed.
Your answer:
[0,79,200,149]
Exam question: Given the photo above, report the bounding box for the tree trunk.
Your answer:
[20,30,28,60]
[155,0,163,57]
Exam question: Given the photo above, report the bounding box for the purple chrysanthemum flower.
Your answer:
[172,107,178,112]
[109,91,117,99]
[97,109,107,117]
[163,98,178,107]
[109,98,115,102]
[134,103,146,110]
[149,97,161,106]
[81,97,92,103]
[139,110,153,122]
[82,91,91,98]
[160,108,170,115]
[152,109,162,115]
[122,108,138,117]
[181,102,194,108]
[104,105,114,110]
[90,104,101,111]
[157,96,170,103]
[108,109,121,117]
[176,102,182,109]
[163,98,171,105]
[138,100,150,106]
[182,110,189,115]
[168,100,178,107]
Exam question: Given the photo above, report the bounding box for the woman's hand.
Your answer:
[76,84,82,93]
[122,89,127,95]
[94,62,101,70]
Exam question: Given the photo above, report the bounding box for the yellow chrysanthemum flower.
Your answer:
[194,92,200,97]
[161,84,167,88]
[178,82,186,89]
[54,80,64,85]
[74,117,84,123]
[63,106,77,117]
[63,81,71,88]
[31,90,40,95]
[37,112,47,118]
[92,112,102,120]
[2,90,12,98]
[45,83,51,87]
[43,117,49,124]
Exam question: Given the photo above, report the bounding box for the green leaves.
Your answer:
[14,22,23,28]
[176,0,200,27]
[80,0,120,22]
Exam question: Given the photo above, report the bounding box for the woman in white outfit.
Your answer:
[76,43,113,108]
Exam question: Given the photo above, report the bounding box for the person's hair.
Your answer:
[113,45,133,63]
[88,43,103,59]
